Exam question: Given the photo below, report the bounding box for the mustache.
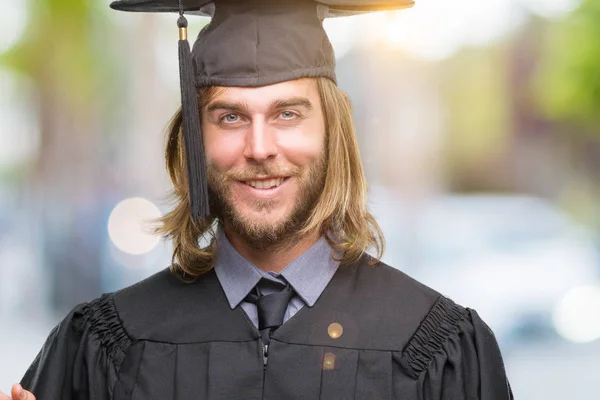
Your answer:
[219,164,302,181]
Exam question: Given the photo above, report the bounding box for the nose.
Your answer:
[243,119,278,162]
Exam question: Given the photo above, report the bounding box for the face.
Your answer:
[202,78,327,246]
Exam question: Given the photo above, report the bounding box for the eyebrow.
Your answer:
[206,101,249,114]
[269,97,313,111]
[205,96,313,114]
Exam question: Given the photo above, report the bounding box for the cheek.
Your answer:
[279,127,326,164]
[203,128,245,171]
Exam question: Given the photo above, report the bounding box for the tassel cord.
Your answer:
[177,13,210,221]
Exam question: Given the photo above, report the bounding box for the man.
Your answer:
[2,0,513,399]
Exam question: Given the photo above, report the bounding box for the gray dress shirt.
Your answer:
[213,227,340,328]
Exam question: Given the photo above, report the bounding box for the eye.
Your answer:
[280,111,297,120]
[221,113,240,124]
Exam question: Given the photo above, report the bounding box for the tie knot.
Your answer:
[246,279,294,331]
[256,277,288,297]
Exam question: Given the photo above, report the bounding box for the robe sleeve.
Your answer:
[401,297,514,400]
[20,294,131,400]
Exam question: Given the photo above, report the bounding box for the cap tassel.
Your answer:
[177,14,210,222]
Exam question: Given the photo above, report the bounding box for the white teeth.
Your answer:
[246,178,284,189]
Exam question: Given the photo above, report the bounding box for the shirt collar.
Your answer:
[213,226,340,309]
[277,236,339,307]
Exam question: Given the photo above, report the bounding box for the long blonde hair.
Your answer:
[156,77,384,279]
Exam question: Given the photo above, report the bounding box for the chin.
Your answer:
[236,196,292,217]
[231,203,294,231]
[242,208,291,227]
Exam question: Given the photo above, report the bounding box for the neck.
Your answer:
[222,222,321,273]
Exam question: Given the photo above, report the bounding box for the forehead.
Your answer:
[207,78,320,108]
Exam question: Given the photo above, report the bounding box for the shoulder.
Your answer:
[44,293,133,371]
[399,296,471,377]
[109,267,205,337]
[21,272,187,395]
[112,267,185,308]
[349,255,442,302]
[314,255,470,351]
[340,255,455,324]
[63,266,246,347]
[352,258,505,380]
[110,266,240,342]
[66,268,196,344]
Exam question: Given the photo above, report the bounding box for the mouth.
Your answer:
[242,177,288,190]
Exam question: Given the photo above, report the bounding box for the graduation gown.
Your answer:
[21,256,513,399]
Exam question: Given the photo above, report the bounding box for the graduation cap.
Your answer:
[110,0,414,222]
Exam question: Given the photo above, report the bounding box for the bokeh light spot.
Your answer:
[553,283,600,343]
[0,0,28,53]
[108,197,162,256]
[328,322,344,339]
[322,352,337,370]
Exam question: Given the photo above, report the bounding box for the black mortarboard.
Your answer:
[109,0,414,222]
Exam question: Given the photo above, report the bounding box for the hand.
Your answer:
[0,384,36,400]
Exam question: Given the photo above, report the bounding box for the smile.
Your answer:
[244,177,286,189]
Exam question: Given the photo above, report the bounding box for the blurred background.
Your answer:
[1,0,600,396]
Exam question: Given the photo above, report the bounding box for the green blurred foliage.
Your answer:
[440,45,513,164]
[0,0,124,187]
[1,0,115,111]
[437,43,515,192]
[534,0,600,130]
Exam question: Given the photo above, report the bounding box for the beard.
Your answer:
[207,153,327,251]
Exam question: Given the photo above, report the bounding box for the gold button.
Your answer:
[322,352,336,370]
[328,322,343,339]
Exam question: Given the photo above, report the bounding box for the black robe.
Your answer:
[21,256,513,399]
